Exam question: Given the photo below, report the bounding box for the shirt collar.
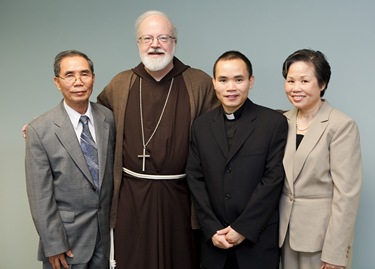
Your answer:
[223,99,248,121]
[63,101,93,129]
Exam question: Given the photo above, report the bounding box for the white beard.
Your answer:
[140,47,175,71]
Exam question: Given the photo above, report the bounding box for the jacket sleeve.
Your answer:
[97,81,114,110]
[25,124,69,257]
[321,117,362,266]
[186,123,224,241]
[183,68,220,124]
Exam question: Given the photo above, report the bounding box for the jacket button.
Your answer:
[226,166,232,173]
[225,193,231,200]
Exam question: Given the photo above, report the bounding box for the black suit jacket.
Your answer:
[186,99,288,268]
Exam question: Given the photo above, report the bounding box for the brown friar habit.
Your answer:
[97,57,218,269]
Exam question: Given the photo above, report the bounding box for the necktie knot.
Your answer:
[80,115,89,126]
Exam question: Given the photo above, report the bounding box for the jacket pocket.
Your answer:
[59,210,75,223]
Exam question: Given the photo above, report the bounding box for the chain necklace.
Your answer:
[296,119,311,131]
[296,111,312,131]
[138,77,174,172]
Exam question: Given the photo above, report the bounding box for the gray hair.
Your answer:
[53,50,94,77]
[135,10,177,40]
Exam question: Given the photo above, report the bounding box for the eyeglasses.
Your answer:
[58,73,92,84]
[138,35,176,44]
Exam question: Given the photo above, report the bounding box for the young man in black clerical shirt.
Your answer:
[186,50,288,269]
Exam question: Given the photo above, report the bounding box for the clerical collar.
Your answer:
[225,113,236,120]
[224,100,247,121]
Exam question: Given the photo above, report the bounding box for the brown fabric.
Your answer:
[114,60,193,268]
[115,176,194,269]
[97,58,219,269]
[123,60,190,174]
[97,57,219,229]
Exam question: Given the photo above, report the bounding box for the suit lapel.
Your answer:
[283,109,297,190]
[91,103,110,189]
[54,102,95,187]
[211,108,229,158]
[55,102,94,184]
[210,101,256,164]
[292,101,332,182]
[227,102,255,163]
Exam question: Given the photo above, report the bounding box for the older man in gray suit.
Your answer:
[25,50,115,269]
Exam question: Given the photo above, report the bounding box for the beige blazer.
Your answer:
[279,101,362,266]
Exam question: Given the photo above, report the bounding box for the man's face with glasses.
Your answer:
[53,56,95,112]
[137,14,176,72]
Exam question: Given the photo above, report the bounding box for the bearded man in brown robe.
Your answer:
[97,10,218,269]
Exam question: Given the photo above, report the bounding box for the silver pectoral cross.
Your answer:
[138,146,150,172]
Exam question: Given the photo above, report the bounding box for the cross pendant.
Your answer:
[138,146,150,172]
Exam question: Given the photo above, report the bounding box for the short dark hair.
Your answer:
[213,50,253,79]
[282,49,331,97]
[53,50,94,77]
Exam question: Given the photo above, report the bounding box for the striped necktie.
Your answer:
[80,115,99,191]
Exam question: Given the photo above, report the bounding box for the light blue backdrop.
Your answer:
[1,0,373,268]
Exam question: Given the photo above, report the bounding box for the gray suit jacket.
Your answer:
[25,101,115,264]
[279,101,362,267]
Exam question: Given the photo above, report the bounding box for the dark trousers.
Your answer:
[223,249,239,269]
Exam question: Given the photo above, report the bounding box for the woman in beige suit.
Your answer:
[279,49,362,269]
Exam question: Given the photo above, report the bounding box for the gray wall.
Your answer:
[1,0,373,267]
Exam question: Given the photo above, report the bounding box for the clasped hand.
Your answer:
[211,226,245,249]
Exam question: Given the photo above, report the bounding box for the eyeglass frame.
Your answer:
[57,73,93,84]
[138,34,176,44]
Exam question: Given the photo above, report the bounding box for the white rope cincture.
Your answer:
[110,228,116,268]
[123,167,186,180]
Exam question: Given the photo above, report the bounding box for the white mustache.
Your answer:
[147,48,165,54]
